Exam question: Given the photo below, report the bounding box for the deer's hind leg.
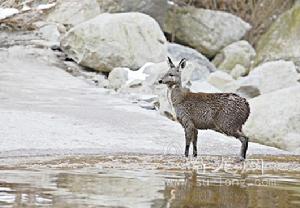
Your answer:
[232,131,249,161]
[192,128,198,157]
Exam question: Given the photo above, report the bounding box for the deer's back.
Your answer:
[175,92,250,133]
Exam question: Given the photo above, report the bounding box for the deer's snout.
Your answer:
[158,79,163,84]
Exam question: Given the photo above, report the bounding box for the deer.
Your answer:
[158,57,250,161]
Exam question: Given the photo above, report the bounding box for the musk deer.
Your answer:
[158,57,250,160]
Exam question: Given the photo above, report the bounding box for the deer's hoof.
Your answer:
[193,154,197,157]
[239,156,245,162]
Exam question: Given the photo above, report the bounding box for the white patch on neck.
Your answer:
[167,88,176,119]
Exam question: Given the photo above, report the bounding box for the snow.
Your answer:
[0,8,19,20]
[37,3,56,10]
[21,4,31,12]
[0,46,292,158]
[125,64,151,84]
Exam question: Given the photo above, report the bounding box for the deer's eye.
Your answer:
[169,74,174,77]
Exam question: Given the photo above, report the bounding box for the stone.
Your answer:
[61,12,167,72]
[189,81,221,93]
[38,22,61,44]
[224,60,300,98]
[255,2,300,66]
[207,71,234,91]
[167,43,216,72]
[47,0,100,26]
[108,67,129,90]
[244,86,300,153]
[164,5,251,58]
[212,40,256,72]
[230,64,248,79]
[97,0,168,27]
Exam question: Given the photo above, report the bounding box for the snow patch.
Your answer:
[125,64,153,84]
[37,3,56,10]
[0,8,19,20]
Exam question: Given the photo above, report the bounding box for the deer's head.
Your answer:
[158,57,186,88]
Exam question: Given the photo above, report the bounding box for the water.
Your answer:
[0,155,299,208]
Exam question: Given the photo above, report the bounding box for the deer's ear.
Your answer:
[178,58,186,70]
[167,56,175,68]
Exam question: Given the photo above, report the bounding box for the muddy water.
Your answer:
[0,155,300,208]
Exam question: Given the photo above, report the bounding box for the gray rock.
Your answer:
[212,40,256,72]
[224,60,300,98]
[38,22,61,46]
[164,5,251,58]
[189,81,221,93]
[230,64,248,79]
[255,2,300,66]
[108,67,129,90]
[207,71,234,91]
[47,0,100,26]
[168,44,214,86]
[244,86,300,153]
[167,43,216,72]
[97,0,168,27]
[61,12,167,72]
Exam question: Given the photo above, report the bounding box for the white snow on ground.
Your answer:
[0,8,19,20]
[0,46,292,158]
[36,3,56,10]
[125,63,151,84]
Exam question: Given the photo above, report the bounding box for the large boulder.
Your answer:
[47,0,100,26]
[255,2,300,66]
[61,12,167,72]
[164,6,251,58]
[212,40,256,73]
[97,0,168,27]
[244,86,300,153]
[224,60,300,98]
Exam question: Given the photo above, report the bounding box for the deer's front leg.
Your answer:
[184,125,197,157]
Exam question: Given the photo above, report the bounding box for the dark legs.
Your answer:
[184,127,198,157]
[236,132,249,161]
[192,129,198,157]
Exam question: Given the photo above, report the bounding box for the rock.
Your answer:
[61,12,167,72]
[167,43,216,72]
[97,0,168,27]
[207,71,234,91]
[167,43,215,86]
[108,67,129,90]
[244,86,300,153]
[255,2,300,66]
[189,81,221,93]
[224,60,299,98]
[212,40,255,72]
[38,22,61,45]
[47,0,100,26]
[96,74,110,88]
[230,64,248,79]
[164,5,251,58]
[181,61,211,87]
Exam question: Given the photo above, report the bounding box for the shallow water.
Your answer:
[0,155,300,208]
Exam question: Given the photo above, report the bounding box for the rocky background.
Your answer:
[0,0,299,153]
